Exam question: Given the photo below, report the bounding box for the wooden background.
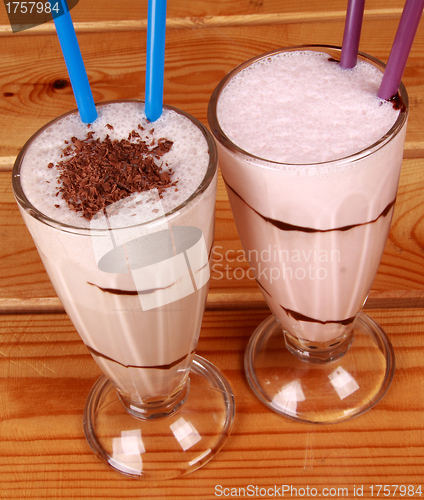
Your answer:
[0,0,423,498]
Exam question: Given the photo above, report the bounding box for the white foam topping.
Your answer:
[20,102,209,227]
[217,50,400,165]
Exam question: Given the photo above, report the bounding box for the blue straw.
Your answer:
[145,0,167,122]
[51,0,97,123]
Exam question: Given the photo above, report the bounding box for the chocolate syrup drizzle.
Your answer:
[255,278,272,297]
[280,304,356,326]
[86,345,196,370]
[87,243,213,296]
[387,92,407,112]
[226,178,394,326]
[256,278,355,326]
[224,179,396,233]
[87,281,173,296]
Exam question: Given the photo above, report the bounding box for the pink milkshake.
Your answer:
[208,45,408,423]
[14,100,216,405]
[209,47,406,347]
[13,100,235,477]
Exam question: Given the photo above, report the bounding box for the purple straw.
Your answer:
[340,0,366,69]
[378,0,424,100]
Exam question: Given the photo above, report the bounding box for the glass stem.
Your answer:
[117,380,190,420]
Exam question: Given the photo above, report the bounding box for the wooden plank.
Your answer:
[0,308,423,498]
[0,157,14,172]
[1,19,424,157]
[0,0,409,28]
[1,157,424,311]
[0,9,407,36]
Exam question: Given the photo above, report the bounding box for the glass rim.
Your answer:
[207,44,409,169]
[12,99,218,234]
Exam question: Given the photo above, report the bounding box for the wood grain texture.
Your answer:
[1,0,424,496]
[0,19,423,157]
[0,0,410,27]
[2,157,424,310]
[0,308,423,499]
[0,10,410,37]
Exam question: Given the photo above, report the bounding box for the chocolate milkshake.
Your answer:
[209,47,407,348]
[208,45,408,423]
[13,100,217,405]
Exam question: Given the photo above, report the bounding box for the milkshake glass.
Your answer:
[13,100,234,478]
[208,45,408,424]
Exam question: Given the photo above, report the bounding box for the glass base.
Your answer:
[83,355,235,479]
[245,313,395,424]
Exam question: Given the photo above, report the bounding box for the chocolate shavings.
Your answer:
[50,128,176,220]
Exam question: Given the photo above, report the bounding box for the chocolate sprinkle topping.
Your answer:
[50,127,177,220]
